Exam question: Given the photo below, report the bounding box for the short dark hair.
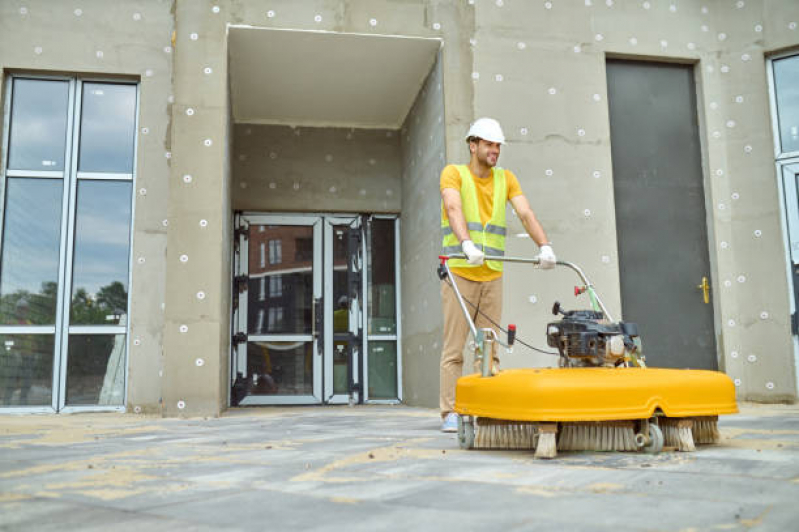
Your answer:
[466,136,480,144]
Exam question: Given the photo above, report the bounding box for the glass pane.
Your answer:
[247,341,313,395]
[0,333,54,407]
[65,334,126,405]
[70,181,132,326]
[774,55,799,154]
[0,178,63,325]
[248,225,313,335]
[368,341,397,400]
[368,219,396,334]
[332,224,353,395]
[78,83,137,173]
[333,340,349,395]
[7,79,70,171]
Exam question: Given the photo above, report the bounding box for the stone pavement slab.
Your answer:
[1,403,798,531]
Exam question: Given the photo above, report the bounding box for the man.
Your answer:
[439,117,556,432]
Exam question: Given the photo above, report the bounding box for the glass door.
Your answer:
[324,216,363,404]
[233,215,322,405]
[230,214,400,406]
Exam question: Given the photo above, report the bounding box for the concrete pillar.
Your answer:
[162,0,232,416]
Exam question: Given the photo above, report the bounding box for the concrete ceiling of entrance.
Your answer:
[228,27,441,129]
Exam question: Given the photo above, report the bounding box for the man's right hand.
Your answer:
[461,240,485,265]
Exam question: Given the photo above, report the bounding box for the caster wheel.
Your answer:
[643,423,664,454]
[457,416,475,450]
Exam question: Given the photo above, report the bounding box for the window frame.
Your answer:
[0,73,139,413]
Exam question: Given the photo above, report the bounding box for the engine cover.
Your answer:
[546,305,640,367]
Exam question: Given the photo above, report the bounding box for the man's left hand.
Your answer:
[537,245,557,270]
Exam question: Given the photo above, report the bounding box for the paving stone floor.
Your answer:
[1,402,798,531]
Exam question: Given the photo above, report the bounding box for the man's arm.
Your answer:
[441,188,471,243]
[509,194,549,246]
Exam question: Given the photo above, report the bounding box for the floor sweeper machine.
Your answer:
[438,254,738,459]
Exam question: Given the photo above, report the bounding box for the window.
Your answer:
[269,275,282,297]
[773,54,799,156]
[269,240,282,264]
[295,237,313,262]
[0,76,137,411]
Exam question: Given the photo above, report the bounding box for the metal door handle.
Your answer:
[697,276,710,304]
[312,297,323,355]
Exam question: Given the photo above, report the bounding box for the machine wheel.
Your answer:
[642,423,664,454]
[457,416,475,450]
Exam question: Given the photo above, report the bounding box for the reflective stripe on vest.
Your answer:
[441,165,507,272]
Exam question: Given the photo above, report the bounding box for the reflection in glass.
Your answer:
[774,55,799,154]
[333,224,352,395]
[368,341,397,400]
[78,83,137,173]
[7,79,70,171]
[0,333,54,406]
[65,334,125,405]
[0,179,63,325]
[70,181,132,325]
[246,341,313,395]
[368,219,396,335]
[248,225,313,335]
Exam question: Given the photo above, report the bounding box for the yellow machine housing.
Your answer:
[455,367,738,422]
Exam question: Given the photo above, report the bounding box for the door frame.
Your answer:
[233,213,323,405]
[323,215,363,405]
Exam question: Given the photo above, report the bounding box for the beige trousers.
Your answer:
[440,273,503,418]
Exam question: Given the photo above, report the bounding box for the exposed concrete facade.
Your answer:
[0,0,798,417]
[232,125,402,213]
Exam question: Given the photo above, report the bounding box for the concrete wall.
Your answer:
[469,0,799,401]
[157,0,473,414]
[400,53,447,407]
[232,125,401,213]
[0,0,174,414]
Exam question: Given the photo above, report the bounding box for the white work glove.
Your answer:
[537,244,557,270]
[461,240,485,265]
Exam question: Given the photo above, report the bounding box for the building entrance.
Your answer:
[231,213,400,406]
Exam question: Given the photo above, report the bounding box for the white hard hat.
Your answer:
[466,117,505,144]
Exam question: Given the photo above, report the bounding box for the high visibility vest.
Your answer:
[441,165,507,272]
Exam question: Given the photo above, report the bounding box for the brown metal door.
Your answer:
[606,60,717,369]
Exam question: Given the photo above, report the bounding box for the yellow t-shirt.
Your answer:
[440,164,523,282]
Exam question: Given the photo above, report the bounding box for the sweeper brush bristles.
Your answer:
[692,416,721,444]
[661,418,696,452]
[557,421,638,452]
[474,418,537,450]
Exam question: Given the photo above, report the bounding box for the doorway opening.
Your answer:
[231,213,400,405]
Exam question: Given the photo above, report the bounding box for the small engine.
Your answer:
[546,301,642,367]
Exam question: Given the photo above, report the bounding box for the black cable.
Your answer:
[443,276,559,357]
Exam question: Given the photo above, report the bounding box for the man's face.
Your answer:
[471,138,501,167]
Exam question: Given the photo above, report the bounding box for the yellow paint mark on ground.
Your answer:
[586,482,624,493]
[330,496,360,504]
[45,467,158,492]
[0,492,32,503]
[0,421,166,448]
[515,486,557,498]
[76,488,150,501]
[0,448,156,479]
[292,438,438,483]
[740,506,772,527]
